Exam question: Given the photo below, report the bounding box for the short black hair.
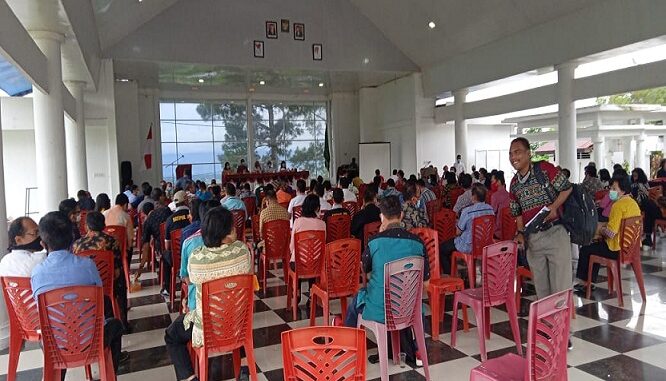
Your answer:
[264,189,277,200]
[8,217,31,250]
[323,180,332,191]
[585,165,598,178]
[190,199,202,222]
[403,183,418,200]
[561,168,571,179]
[39,211,73,251]
[612,173,632,194]
[332,188,344,204]
[392,169,397,175]
[493,171,506,186]
[59,198,78,216]
[150,188,163,201]
[315,184,325,198]
[225,183,237,196]
[599,168,611,182]
[386,178,396,187]
[297,179,307,193]
[115,193,129,206]
[339,177,350,188]
[95,193,111,212]
[373,176,382,185]
[459,173,473,189]
[142,202,155,215]
[471,184,488,203]
[613,163,623,172]
[416,179,426,187]
[511,137,531,151]
[379,195,401,219]
[363,187,377,203]
[302,194,321,218]
[77,190,88,199]
[632,168,648,184]
[211,185,222,197]
[201,207,234,247]
[142,182,153,196]
[199,199,221,221]
[445,172,456,184]
[86,211,106,232]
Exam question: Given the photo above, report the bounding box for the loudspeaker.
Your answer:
[120,161,132,189]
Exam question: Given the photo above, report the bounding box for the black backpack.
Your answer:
[533,162,598,246]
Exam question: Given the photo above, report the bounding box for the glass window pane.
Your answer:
[175,121,213,142]
[211,102,246,121]
[215,141,248,168]
[214,122,247,142]
[162,166,176,184]
[176,142,215,164]
[175,102,210,120]
[160,102,175,119]
[191,164,216,182]
[161,143,178,165]
[161,121,177,143]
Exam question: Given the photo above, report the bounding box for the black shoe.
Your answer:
[568,339,573,351]
[368,354,380,364]
[643,237,653,247]
[573,284,595,294]
[119,351,130,364]
[160,289,170,297]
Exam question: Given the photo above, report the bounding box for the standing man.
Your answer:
[509,137,572,300]
[454,154,466,174]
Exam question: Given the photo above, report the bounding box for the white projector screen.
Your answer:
[359,142,391,183]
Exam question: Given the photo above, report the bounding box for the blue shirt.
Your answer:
[381,188,404,204]
[454,202,495,253]
[180,232,204,311]
[222,196,247,214]
[181,220,201,244]
[31,250,102,300]
[196,190,212,201]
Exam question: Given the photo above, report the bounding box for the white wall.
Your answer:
[330,92,359,174]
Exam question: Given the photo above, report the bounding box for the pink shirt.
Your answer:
[103,205,134,244]
[490,187,510,237]
[290,216,326,261]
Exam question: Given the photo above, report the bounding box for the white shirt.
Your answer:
[390,175,399,182]
[0,249,47,277]
[454,161,466,174]
[343,189,357,203]
[288,194,307,215]
[319,197,332,213]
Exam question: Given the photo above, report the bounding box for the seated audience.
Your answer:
[441,172,459,208]
[581,165,604,196]
[137,189,171,282]
[401,183,429,230]
[77,190,96,211]
[351,188,381,246]
[288,179,308,219]
[416,179,436,210]
[323,188,351,222]
[258,189,290,237]
[276,182,293,204]
[490,171,510,237]
[196,182,212,201]
[340,177,357,202]
[0,217,45,276]
[290,194,326,261]
[137,183,155,213]
[59,198,82,241]
[380,179,404,203]
[453,174,474,215]
[221,183,247,214]
[238,183,253,199]
[162,191,191,297]
[315,184,332,215]
[104,193,134,246]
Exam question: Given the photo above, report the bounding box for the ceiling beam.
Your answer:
[424,0,666,97]
[61,0,102,90]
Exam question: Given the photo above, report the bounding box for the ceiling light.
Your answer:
[259,80,266,85]
[318,82,324,87]
[198,78,204,83]
[363,58,370,65]
[428,21,436,29]
[249,87,255,92]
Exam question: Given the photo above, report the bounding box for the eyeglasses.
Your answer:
[24,230,39,237]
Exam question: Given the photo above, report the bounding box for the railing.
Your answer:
[24,187,38,217]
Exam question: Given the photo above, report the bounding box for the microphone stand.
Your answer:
[167,155,184,182]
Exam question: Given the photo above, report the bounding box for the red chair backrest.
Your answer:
[293,230,326,279]
[500,207,517,241]
[281,327,367,381]
[619,216,643,264]
[526,289,572,381]
[103,225,127,264]
[159,222,167,252]
[363,221,381,246]
[263,219,291,262]
[292,205,303,220]
[409,228,440,280]
[78,210,88,236]
[251,214,260,244]
[481,241,517,307]
[471,215,495,257]
[425,199,442,226]
[75,250,115,301]
[648,186,662,201]
[200,275,255,352]
[242,197,257,216]
[433,208,456,242]
[326,214,351,243]
[342,202,359,219]
[231,210,247,242]
[171,229,183,273]
[449,187,465,207]
[383,256,424,331]
[320,238,361,298]
[1,276,40,341]
[38,286,106,369]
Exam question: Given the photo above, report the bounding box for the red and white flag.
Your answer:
[143,123,153,170]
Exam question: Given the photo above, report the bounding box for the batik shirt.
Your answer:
[72,231,124,288]
[509,161,571,223]
[400,202,429,230]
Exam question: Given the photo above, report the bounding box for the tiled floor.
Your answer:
[3,245,666,381]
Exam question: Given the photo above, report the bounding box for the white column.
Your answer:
[31,31,67,212]
[593,136,605,169]
[246,98,255,166]
[0,102,11,349]
[557,62,578,180]
[636,133,647,171]
[64,80,88,195]
[453,88,469,169]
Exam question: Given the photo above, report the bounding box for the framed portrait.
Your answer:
[253,40,264,58]
[312,44,322,61]
[266,21,278,39]
[293,23,305,41]
[281,19,290,33]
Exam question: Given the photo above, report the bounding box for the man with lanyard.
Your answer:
[162,190,191,297]
[509,137,573,347]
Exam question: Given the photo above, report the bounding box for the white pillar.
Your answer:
[0,102,11,349]
[453,88,468,170]
[246,98,255,166]
[557,62,578,180]
[31,31,67,212]
[64,80,88,195]
[636,133,647,171]
[593,136,605,170]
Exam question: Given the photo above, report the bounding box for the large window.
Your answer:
[160,100,328,182]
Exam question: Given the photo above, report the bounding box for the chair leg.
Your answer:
[390,331,401,365]
[608,267,614,294]
[586,260,594,299]
[6,334,22,381]
[413,315,431,381]
[612,264,623,307]
[484,307,491,340]
[85,365,93,381]
[475,304,488,362]
[515,274,523,312]
[430,289,441,340]
[462,305,470,332]
[232,348,241,380]
[245,344,259,381]
[450,256,458,278]
[450,294,460,348]
[466,256,476,288]
[198,349,208,381]
[505,298,523,355]
[632,258,647,303]
[260,257,267,295]
[374,325,389,381]
[170,273,176,310]
[340,296,348,321]
[309,291,318,326]
[322,295,329,327]
[112,297,121,320]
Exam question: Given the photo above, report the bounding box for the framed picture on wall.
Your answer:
[253,40,264,58]
[294,23,305,40]
[281,19,290,33]
[266,21,278,39]
[312,44,322,61]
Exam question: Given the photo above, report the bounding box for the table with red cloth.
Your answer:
[222,170,310,184]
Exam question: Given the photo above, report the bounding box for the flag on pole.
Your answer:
[143,123,153,170]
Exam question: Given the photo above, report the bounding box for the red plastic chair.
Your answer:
[587,216,646,307]
[75,250,120,319]
[287,230,326,320]
[363,221,381,246]
[357,257,431,381]
[194,275,257,381]
[170,229,183,310]
[258,219,290,293]
[291,205,303,221]
[469,289,572,381]
[38,286,115,381]
[342,201,359,219]
[451,215,495,288]
[251,214,261,246]
[231,209,247,242]
[449,187,465,208]
[425,199,442,227]
[410,227,468,340]
[433,208,457,243]
[309,238,361,326]
[326,213,351,243]
[1,277,41,381]
[103,225,130,291]
[282,327,367,381]
[499,207,517,241]
[451,241,522,362]
[243,197,257,216]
